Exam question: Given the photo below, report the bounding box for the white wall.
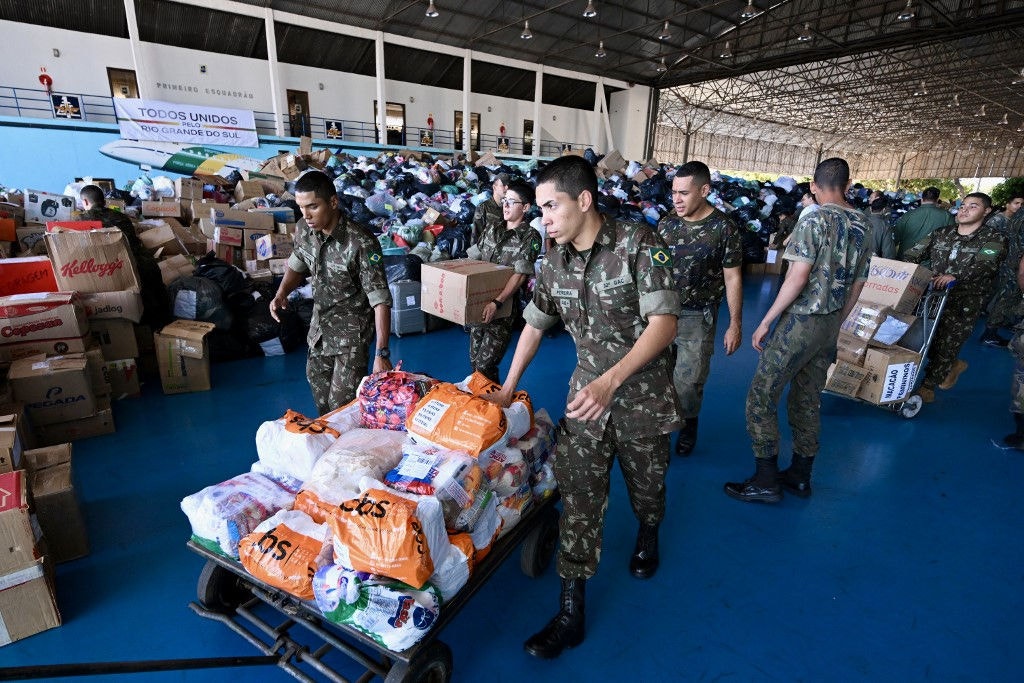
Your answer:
[610,85,652,161]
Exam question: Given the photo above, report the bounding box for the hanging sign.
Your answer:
[114,98,258,147]
[325,120,343,139]
[51,94,82,119]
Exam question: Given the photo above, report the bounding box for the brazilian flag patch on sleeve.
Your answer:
[369,252,382,264]
[649,247,672,267]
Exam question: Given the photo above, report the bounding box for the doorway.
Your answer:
[523,119,534,155]
[454,111,481,151]
[287,90,310,137]
[107,68,138,99]
[373,101,406,146]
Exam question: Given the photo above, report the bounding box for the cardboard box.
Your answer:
[836,331,868,366]
[32,396,114,446]
[15,227,47,255]
[0,334,89,363]
[764,249,784,274]
[89,319,139,361]
[44,228,141,294]
[0,413,25,474]
[140,200,181,218]
[597,149,626,173]
[0,470,39,575]
[23,190,74,224]
[23,443,88,563]
[157,254,195,286]
[212,225,243,247]
[233,180,264,203]
[824,361,870,398]
[0,257,58,297]
[154,320,216,394]
[0,562,61,644]
[191,200,230,225]
[248,207,295,224]
[138,221,187,256]
[210,208,274,232]
[175,177,203,200]
[0,202,25,227]
[856,347,922,405]
[78,291,144,323]
[103,358,140,399]
[420,259,514,325]
[840,301,915,348]
[861,257,933,314]
[80,345,111,399]
[0,292,89,352]
[268,258,289,275]
[206,240,243,266]
[8,356,96,426]
[255,233,293,259]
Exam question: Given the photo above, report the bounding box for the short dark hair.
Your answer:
[870,196,889,212]
[80,184,105,207]
[675,161,711,188]
[294,170,337,202]
[1008,192,1024,203]
[813,157,850,191]
[505,179,534,206]
[922,187,941,202]
[537,155,598,204]
[965,192,992,210]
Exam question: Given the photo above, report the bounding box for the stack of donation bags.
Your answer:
[180,369,557,652]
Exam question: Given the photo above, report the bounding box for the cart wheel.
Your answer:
[899,395,923,419]
[384,641,453,683]
[520,507,559,578]
[197,560,246,613]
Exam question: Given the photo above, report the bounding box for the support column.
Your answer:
[533,68,543,160]
[264,9,285,137]
[895,152,908,189]
[375,32,387,146]
[463,49,471,156]
[595,79,614,153]
[122,0,151,98]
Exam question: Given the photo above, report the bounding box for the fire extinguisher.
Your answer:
[39,72,53,95]
[427,113,434,131]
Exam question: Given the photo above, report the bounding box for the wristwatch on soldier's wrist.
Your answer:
[376,348,390,359]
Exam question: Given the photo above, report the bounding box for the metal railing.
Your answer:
[0,84,595,155]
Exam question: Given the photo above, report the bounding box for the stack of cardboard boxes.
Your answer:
[825,257,934,404]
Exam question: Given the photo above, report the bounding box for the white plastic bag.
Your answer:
[255,410,342,483]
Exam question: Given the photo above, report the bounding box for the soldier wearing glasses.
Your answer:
[465,179,543,382]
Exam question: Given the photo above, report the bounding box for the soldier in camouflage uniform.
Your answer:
[487,155,679,660]
[1004,256,1024,450]
[270,171,393,415]
[904,193,1007,403]
[465,180,542,382]
[472,172,509,244]
[725,158,871,504]
[657,161,743,456]
[980,193,1024,347]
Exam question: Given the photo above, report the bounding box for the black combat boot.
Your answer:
[778,453,815,498]
[675,416,699,456]
[1003,412,1024,450]
[724,456,782,503]
[629,523,660,579]
[524,578,586,659]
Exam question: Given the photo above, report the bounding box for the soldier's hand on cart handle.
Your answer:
[270,294,288,322]
[566,379,612,422]
[752,321,771,352]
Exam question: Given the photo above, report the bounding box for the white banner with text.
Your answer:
[114,98,258,147]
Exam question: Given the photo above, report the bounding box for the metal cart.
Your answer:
[825,282,953,419]
[187,492,560,683]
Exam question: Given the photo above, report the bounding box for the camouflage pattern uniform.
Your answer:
[288,214,391,415]
[465,221,542,382]
[472,197,504,245]
[747,205,870,460]
[985,211,1024,329]
[80,206,171,328]
[904,223,1007,390]
[657,207,742,420]
[524,216,681,579]
[1010,324,1024,413]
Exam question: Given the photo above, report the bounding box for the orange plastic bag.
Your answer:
[327,488,435,588]
[406,383,508,456]
[459,371,535,432]
[238,510,332,601]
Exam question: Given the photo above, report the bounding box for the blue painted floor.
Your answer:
[2,274,1022,682]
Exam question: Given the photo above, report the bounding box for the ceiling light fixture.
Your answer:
[583,1,597,18]
[425,0,439,18]
[719,41,733,58]
[975,104,986,117]
[897,1,916,21]
[740,1,757,19]
[656,56,667,73]
[658,20,671,41]
[595,40,606,58]
[951,93,960,107]
[797,23,812,42]
[520,19,532,40]
[999,113,1009,125]
[913,80,928,96]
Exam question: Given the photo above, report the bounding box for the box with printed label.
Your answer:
[0,257,58,298]
[212,225,243,247]
[44,228,141,294]
[0,470,40,575]
[0,561,61,645]
[78,291,143,323]
[8,356,96,426]
[140,200,181,218]
[89,318,139,361]
[210,208,274,232]
[856,347,922,405]
[0,412,25,474]
[0,334,89,363]
[840,301,916,348]
[861,257,933,314]
[420,260,514,325]
[154,320,216,394]
[32,396,114,447]
[23,190,74,224]
[255,233,293,259]
[233,180,264,203]
[175,177,203,200]
[191,201,229,225]
[0,292,89,363]
[103,358,140,399]
[824,361,870,398]
[23,443,88,563]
